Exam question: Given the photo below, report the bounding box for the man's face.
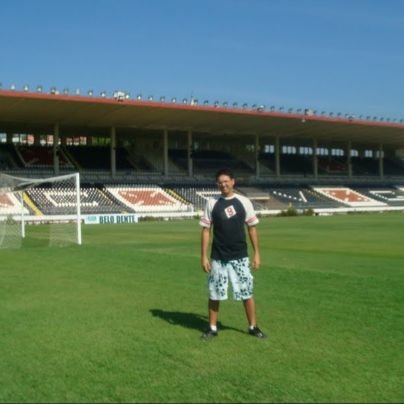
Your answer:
[217,174,235,196]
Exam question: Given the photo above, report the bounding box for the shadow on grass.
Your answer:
[150,309,244,334]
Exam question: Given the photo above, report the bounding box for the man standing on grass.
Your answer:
[199,168,266,340]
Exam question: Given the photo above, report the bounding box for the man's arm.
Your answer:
[201,227,212,272]
[247,225,261,270]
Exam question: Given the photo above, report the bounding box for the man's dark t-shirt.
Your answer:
[200,194,259,261]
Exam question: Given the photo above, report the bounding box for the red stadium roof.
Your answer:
[1,90,404,147]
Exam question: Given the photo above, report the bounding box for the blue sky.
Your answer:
[1,0,404,120]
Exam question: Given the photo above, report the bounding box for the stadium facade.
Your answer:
[1,87,404,216]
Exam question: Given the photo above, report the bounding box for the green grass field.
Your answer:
[1,213,403,403]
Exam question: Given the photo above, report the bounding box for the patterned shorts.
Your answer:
[208,257,254,301]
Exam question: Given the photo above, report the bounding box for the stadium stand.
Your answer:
[64,145,135,170]
[235,186,274,210]
[312,187,386,207]
[0,192,29,215]
[279,155,313,175]
[1,89,404,216]
[383,157,404,175]
[301,187,345,208]
[258,153,276,173]
[190,150,252,174]
[64,146,110,170]
[351,157,379,176]
[25,185,128,215]
[105,184,191,213]
[18,146,72,168]
[351,186,404,207]
[318,156,348,174]
[0,144,24,169]
[250,185,345,210]
[170,183,221,211]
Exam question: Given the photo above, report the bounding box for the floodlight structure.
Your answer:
[36,85,43,93]
[87,90,94,96]
[50,87,57,95]
[171,97,177,103]
[23,85,29,92]
[100,91,107,98]
[113,91,126,101]
[160,96,166,102]
[182,98,188,104]
[136,94,142,101]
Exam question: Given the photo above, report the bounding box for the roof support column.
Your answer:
[187,129,193,177]
[53,123,60,175]
[163,128,168,176]
[347,141,352,178]
[110,127,116,179]
[275,136,280,178]
[255,134,260,178]
[313,139,318,180]
[379,143,384,178]
[34,134,41,145]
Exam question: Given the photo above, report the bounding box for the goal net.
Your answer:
[0,172,82,248]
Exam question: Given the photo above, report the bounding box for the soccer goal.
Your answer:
[0,172,82,248]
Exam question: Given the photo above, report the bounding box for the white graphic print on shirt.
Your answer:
[224,205,236,218]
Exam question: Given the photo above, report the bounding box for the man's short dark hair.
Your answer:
[215,168,235,181]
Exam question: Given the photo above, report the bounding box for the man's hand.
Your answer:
[247,226,261,271]
[201,257,212,273]
[251,253,261,271]
[201,227,211,273]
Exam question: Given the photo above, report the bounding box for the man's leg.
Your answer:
[242,297,256,327]
[201,299,220,340]
[243,297,267,338]
[209,299,220,327]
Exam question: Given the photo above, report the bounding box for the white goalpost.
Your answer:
[0,172,82,248]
